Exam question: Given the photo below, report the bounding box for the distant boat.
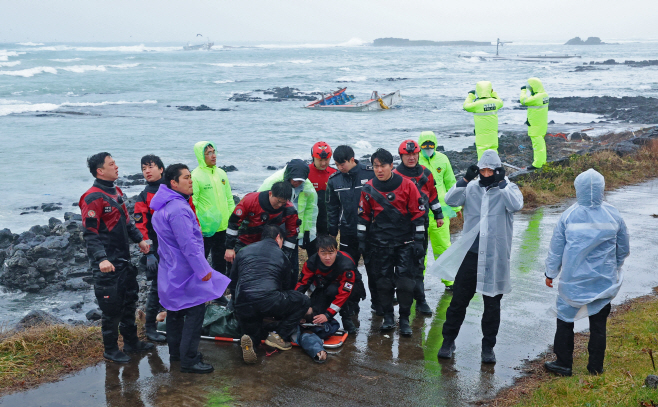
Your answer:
[306,88,401,111]
[183,36,214,51]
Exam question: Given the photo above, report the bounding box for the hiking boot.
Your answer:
[241,335,258,364]
[145,326,166,342]
[481,347,496,364]
[526,165,541,171]
[342,317,357,334]
[123,340,155,353]
[104,349,131,363]
[415,300,433,316]
[544,361,572,377]
[265,332,292,351]
[399,316,412,336]
[180,361,214,374]
[437,341,456,359]
[380,313,396,331]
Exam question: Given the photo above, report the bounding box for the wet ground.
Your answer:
[2,179,657,407]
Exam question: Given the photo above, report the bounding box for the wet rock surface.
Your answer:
[564,36,605,45]
[585,59,658,67]
[548,96,658,124]
[169,104,233,112]
[229,87,322,102]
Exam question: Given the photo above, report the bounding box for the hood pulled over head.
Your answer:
[527,77,545,94]
[283,159,310,181]
[475,81,493,98]
[194,141,216,168]
[574,168,604,207]
[477,150,502,170]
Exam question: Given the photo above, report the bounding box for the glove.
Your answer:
[521,85,527,90]
[468,90,476,95]
[493,166,506,183]
[303,231,310,251]
[465,165,480,182]
[145,254,158,279]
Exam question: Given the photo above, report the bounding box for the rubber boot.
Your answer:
[123,340,155,353]
[380,313,396,331]
[414,280,433,315]
[481,346,496,364]
[437,340,456,359]
[145,324,166,342]
[399,316,412,336]
[342,316,357,334]
[104,348,131,363]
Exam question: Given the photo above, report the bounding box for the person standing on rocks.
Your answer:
[133,154,197,343]
[308,142,337,237]
[326,146,374,312]
[191,141,235,277]
[519,77,550,170]
[358,148,426,335]
[417,131,460,291]
[463,81,504,159]
[79,152,153,363]
[151,163,231,373]
[544,169,630,377]
[431,150,524,364]
[393,139,444,316]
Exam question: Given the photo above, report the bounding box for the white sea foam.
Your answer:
[208,62,275,68]
[32,44,181,52]
[61,65,107,73]
[17,42,45,46]
[287,60,312,64]
[1,63,140,77]
[0,50,20,62]
[0,66,58,77]
[255,37,367,49]
[50,58,83,62]
[0,61,21,67]
[0,99,157,116]
[214,80,235,84]
[335,75,367,82]
[353,140,372,149]
[339,67,350,71]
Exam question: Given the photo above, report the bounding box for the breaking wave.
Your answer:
[0,50,21,62]
[0,63,140,77]
[208,62,275,68]
[335,75,367,82]
[0,66,58,77]
[31,44,181,52]
[213,79,235,84]
[17,42,45,46]
[287,60,312,64]
[0,61,21,67]
[255,38,367,49]
[0,99,157,116]
[50,58,84,62]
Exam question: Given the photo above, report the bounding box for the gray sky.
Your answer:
[3,0,656,44]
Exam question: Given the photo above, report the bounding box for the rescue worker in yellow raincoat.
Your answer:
[519,78,549,170]
[463,81,504,160]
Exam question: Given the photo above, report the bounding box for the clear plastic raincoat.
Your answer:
[428,151,524,296]
[545,169,630,322]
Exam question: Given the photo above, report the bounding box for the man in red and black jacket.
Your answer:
[132,154,199,342]
[224,181,299,264]
[393,140,445,316]
[308,142,337,238]
[296,235,360,333]
[79,152,153,364]
[358,148,426,336]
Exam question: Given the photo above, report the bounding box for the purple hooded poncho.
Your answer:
[151,184,230,311]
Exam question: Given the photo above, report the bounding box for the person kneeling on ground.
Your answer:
[544,169,630,377]
[229,225,311,364]
[151,164,231,374]
[431,150,524,364]
[296,235,363,334]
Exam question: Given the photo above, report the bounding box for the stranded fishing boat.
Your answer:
[306,88,401,111]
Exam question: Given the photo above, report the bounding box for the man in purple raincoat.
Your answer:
[151,163,231,374]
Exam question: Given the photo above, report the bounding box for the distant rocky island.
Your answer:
[373,38,491,47]
[564,37,605,45]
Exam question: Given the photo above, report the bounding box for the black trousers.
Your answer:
[204,230,227,275]
[93,263,139,352]
[340,234,370,306]
[235,290,310,343]
[442,251,503,348]
[366,243,416,317]
[554,302,611,372]
[414,224,430,302]
[166,303,205,368]
[139,254,162,330]
[309,282,360,320]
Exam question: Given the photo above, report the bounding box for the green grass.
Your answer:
[206,386,235,407]
[508,295,658,407]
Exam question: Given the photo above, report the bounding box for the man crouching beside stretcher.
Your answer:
[294,235,361,363]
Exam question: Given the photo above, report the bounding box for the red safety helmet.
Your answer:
[398,139,420,155]
[312,141,332,160]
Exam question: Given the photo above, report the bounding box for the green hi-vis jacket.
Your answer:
[519,77,549,138]
[463,81,504,157]
[258,169,318,241]
[191,141,236,237]
[417,131,461,214]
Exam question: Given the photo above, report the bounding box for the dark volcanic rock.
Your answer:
[548,96,658,124]
[0,228,17,249]
[645,375,658,389]
[64,211,82,221]
[220,165,238,172]
[565,36,605,45]
[86,309,102,321]
[15,310,66,330]
[229,87,321,102]
[41,203,62,212]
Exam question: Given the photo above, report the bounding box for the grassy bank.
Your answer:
[0,324,104,395]
[487,289,658,407]
[516,140,658,210]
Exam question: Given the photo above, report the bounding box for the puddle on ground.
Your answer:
[2,179,657,407]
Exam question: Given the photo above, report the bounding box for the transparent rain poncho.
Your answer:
[428,150,524,296]
[545,169,630,322]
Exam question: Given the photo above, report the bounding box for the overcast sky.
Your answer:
[3,0,657,44]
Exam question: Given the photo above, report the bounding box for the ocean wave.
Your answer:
[214,80,235,84]
[0,50,20,62]
[0,61,21,67]
[287,59,312,64]
[339,67,350,71]
[31,44,181,52]
[208,62,275,68]
[0,99,157,116]
[17,42,45,46]
[1,63,140,76]
[255,37,367,49]
[0,66,58,77]
[61,65,108,73]
[50,58,83,62]
[335,75,367,82]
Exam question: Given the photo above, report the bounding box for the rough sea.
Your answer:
[1,39,657,233]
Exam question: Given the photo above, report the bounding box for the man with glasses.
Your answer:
[192,142,235,277]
